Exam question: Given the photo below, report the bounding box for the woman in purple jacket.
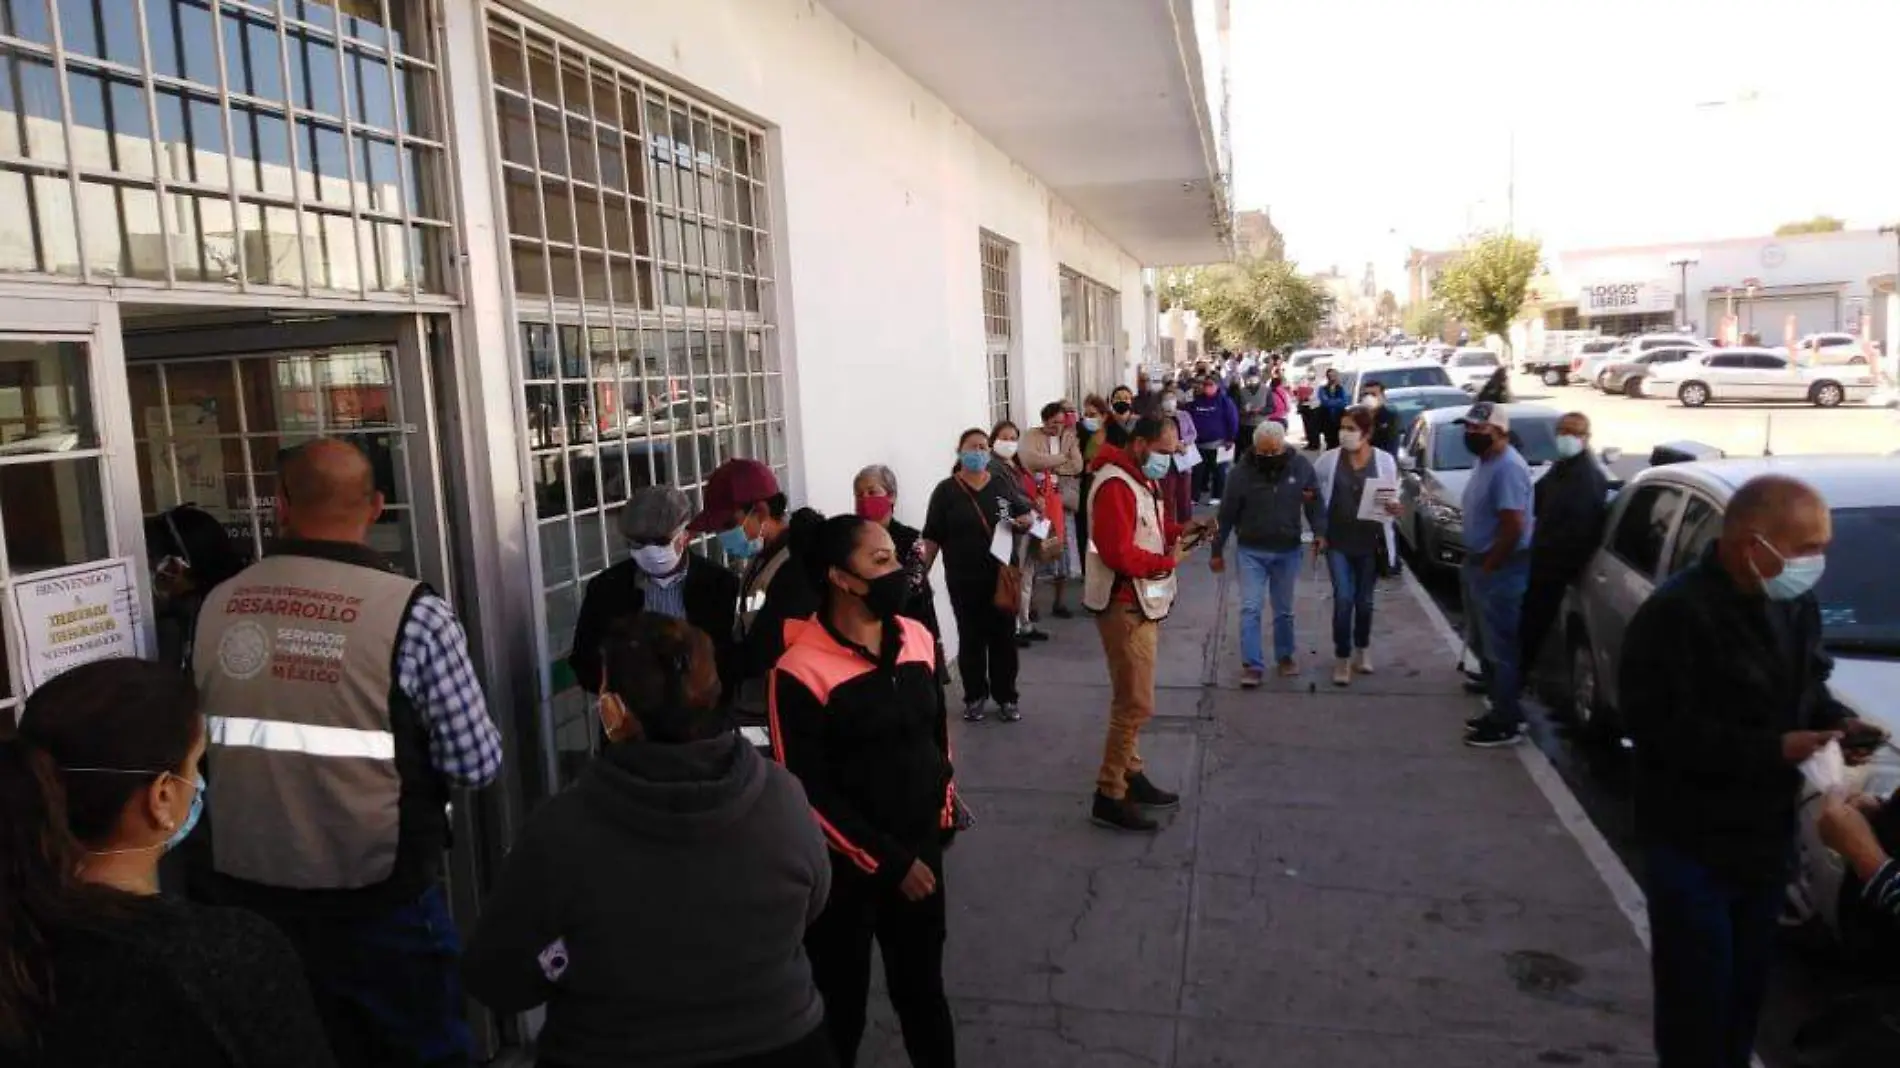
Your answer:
[1187,377,1240,504]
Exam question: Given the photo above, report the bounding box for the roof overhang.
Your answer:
[823,0,1230,266]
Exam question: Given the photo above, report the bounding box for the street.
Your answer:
[1410,371,1900,1067]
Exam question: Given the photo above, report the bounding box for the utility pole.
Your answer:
[1506,129,1516,236]
[1669,257,1698,331]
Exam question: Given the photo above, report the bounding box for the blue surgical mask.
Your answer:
[1141,453,1171,480]
[718,523,763,560]
[958,450,990,473]
[1080,417,1101,432]
[167,774,206,852]
[1752,535,1825,601]
[1554,434,1585,460]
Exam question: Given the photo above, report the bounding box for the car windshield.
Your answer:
[1455,353,1498,366]
[1350,366,1451,394]
[1431,415,1561,471]
[1817,506,1900,655]
[1582,340,1618,354]
[1386,392,1467,428]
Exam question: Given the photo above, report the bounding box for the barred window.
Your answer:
[981,230,1013,426]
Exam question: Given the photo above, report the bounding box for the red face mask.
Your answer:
[1062,411,1078,427]
[855,495,894,522]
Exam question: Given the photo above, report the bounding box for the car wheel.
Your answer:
[1811,381,1845,408]
[1623,376,1644,398]
[1678,381,1710,408]
[1569,633,1605,741]
[1542,368,1567,387]
[1595,371,1613,392]
[1849,354,1867,365]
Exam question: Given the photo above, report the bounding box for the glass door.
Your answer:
[0,298,146,721]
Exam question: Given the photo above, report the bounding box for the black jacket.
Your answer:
[769,615,954,892]
[735,513,825,684]
[1619,550,1856,884]
[569,553,740,695]
[1215,451,1323,554]
[1368,406,1403,455]
[463,734,828,1067]
[1529,452,1609,579]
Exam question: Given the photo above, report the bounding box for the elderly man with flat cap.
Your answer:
[191,437,501,1068]
[569,483,740,703]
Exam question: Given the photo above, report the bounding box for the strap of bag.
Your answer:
[956,477,1021,568]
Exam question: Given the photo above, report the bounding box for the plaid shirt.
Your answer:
[396,593,503,788]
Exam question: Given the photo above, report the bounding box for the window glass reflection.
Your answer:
[1,457,108,574]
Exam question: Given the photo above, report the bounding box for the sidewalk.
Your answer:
[862,557,1656,1067]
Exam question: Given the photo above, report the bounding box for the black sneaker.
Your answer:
[1462,678,1488,695]
[1464,720,1525,748]
[1124,771,1180,810]
[1090,792,1159,833]
[962,699,987,722]
[996,702,1022,723]
[1014,633,1033,648]
[1026,631,1051,643]
[1052,604,1075,619]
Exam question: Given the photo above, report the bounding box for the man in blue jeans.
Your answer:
[1209,421,1323,686]
[1453,402,1534,748]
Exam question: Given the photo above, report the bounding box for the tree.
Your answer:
[1775,215,1844,236]
[1174,257,1330,352]
[1402,303,1445,340]
[1376,289,1399,326]
[1430,232,1541,355]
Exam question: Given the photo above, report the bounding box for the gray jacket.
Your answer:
[1214,450,1324,555]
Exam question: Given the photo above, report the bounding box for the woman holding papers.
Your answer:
[990,420,1064,646]
[1312,406,1402,688]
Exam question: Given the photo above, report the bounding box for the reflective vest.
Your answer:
[1082,462,1177,620]
[193,543,444,899]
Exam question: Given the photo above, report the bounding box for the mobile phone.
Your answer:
[1842,731,1884,756]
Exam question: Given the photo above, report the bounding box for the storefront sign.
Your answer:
[9,558,144,694]
[144,401,225,504]
[1578,279,1677,317]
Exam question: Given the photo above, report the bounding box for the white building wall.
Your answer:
[522,0,1149,527]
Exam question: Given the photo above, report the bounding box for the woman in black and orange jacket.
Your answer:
[770,514,957,1068]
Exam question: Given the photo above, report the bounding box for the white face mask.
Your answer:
[632,541,684,581]
[1338,429,1364,451]
[992,440,1020,460]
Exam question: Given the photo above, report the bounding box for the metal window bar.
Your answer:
[269,0,318,297]
[44,0,92,280]
[324,0,368,297]
[547,36,606,579]
[376,0,416,298]
[131,0,177,286]
[202,0,252,290]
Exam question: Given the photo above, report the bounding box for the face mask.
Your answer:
[1752,534,1826,601]
[1463,432,1494,457]
[851,568,911,619]
[992,440,1020,461]
[1554,434,1585,460]
[855,494,894,522]
[1257,448,1286,467]
[958,449,990,473]
[1111,401,1132,415]
[1363,395,1382,409]
[632,541,682,578]
[1062,411,1078,427]
[1141,452,1171,480]
[1338,429,1364,451]
[718,523,763,559]
[1162,399,1178,414]
[1081,417,1101,432]
[167,774,205,852]
[1202,387,1218,398]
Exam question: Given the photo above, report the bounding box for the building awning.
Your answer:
[823,0,1229,265]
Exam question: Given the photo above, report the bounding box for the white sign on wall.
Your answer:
[9,558,145,694]
[1578,279,1678,318]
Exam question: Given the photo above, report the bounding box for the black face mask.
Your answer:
[1111,401,1132,415]
[853,569,910,620]
[1463,432,1494,457]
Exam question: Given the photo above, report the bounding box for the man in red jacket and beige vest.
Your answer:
[1084,415,1214,832]
[192,438,502,1068]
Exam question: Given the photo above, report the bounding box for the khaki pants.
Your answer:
[1095,602,1158,799]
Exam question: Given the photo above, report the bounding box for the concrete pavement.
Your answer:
[863,554,1656,1067]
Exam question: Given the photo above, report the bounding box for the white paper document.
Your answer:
[1357,475,1400,522]
[1028,517,1052,540]
[989,523,1015,564]
[1215,444,1236,465]
[1173,450,1198,473]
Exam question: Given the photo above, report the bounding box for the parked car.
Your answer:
[1572,339,1628,386]
[1338,358,1453,401]
[1561,455,1900,933]
[1794,332,1871,366]
[1379,386,1472,438]
[1446,348,1504,392]
[1286,348,1345,385]
[1396,403,1608,573]
[1594,345,1701,396]
[1640,347,1877,408]
[624,394,732,435]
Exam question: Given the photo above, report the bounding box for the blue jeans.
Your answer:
[1462,553,1530,727]
[1237,545,1303,669]
[1325,550,1379,659]
[1644,844,1781,1068]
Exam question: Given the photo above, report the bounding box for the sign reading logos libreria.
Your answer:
[1578,279,1677,317]
[10,559,145,693]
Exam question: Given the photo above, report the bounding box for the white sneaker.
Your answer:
[1332,659,1352,687]
[1352,648,1373,674]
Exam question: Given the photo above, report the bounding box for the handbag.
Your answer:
[956,479,1022,615]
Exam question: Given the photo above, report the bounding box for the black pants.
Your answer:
[1193,445,1230,501]
[1645,843,1780,1068]
[1298,406,1322,448]
[1320,410,1341,450]
[948,579,1018,706]
[544,1027,837,1068]
[1519,567,1571,677]
[806,856,955,1068]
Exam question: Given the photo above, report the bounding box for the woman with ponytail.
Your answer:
[0,657,332,1067]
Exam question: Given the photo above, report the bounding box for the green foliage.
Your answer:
[1376,290,1399,325]
[1774,215,1844,236]
[1402,302,1446,340]
[1430,233,1541,353]
[1167,257,1329,352]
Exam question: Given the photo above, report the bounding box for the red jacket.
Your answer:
[1088,444,1182,603]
